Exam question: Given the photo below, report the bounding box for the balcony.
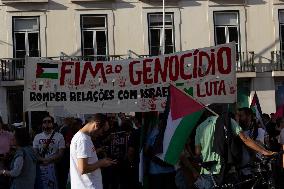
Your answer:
[0,55,128,81]
[236,51,255,72]
[1,0,48,3]
[1,58,25,81]
[0,52,255,82]
[270,51,284,77]
[271,51,284,71]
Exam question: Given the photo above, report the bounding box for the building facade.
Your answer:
[0,0,284,124]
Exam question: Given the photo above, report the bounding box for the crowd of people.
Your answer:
[0,106,283,189]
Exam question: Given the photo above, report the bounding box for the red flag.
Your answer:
[170,85,204,120]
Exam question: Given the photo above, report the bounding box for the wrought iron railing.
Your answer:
[271,51,284,71]
[236,51,255,72]
[1,58,25,81]
[0,52,256,81]
[0,55,128,81]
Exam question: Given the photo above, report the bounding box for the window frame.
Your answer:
[278,10,284,59]
[147,12,175,56]
[12,16,41,58]
[80,14,109,60]
[213,11,240,53]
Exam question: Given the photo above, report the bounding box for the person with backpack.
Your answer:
[194,112,274,189]
[0,128,37,189]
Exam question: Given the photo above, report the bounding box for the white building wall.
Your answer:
[0,0,283,118]
[251,74,276,114]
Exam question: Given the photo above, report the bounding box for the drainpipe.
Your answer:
[44,12,48,57]
[244,0,249,61]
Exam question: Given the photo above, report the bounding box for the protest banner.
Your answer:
[24,43,236,113]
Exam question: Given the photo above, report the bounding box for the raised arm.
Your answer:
[238,132,273,156]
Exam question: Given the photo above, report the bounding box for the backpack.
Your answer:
[213,114,243,185]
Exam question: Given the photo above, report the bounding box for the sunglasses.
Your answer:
[43,120,52,124]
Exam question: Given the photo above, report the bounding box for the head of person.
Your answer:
[238,107,254,129]
[278,117,284,129]
[14,128,30,147]
[63,117,74,127]
[262,113,270,124]
[270,113,277,123]
[121,119,133,133]
[86,114,109,138]
[71,118,83,133]
[42,115,54,133]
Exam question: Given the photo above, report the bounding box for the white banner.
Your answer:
[24,43,236,113]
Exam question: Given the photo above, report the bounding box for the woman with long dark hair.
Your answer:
[0,128,37,189]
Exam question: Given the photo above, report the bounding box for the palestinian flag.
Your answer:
[36,63,58,79]
[157,85,205,165]
[250,92,264,126]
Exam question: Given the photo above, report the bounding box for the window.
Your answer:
[13,17,40,58]
[81,15,108,61]
[279,11,284,61]
[148,13,175,56]
[214,12,240,54]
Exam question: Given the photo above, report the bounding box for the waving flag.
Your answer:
[157,85,205,165]
[250,92,264,127]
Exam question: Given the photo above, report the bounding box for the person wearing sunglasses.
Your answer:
[33,115,65,189]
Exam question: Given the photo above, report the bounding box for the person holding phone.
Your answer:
[70,114,117,189]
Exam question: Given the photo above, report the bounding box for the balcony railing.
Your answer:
[0,55,128,81]
[1,58,25,81]
[0,52,256,81]
[139,51,255,73]
[236,51,255,72]
[271,51,284,71]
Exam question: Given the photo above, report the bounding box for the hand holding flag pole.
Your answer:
[157,83,218,165]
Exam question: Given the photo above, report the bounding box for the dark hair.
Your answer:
[121,119,133,132]
[74,118,83,126]
[86,114,108,129]
[262,113,270,120]
[42,115,55,123]
[15,128,30,147]
[238,107,253,116]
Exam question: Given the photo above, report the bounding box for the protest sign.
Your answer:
[24,43,236,113]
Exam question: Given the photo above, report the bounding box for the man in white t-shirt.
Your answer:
[70,114,117,189]
[33,115,65,189]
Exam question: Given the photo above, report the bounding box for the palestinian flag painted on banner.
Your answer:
[36,63,58,79]
[250,92,264,126]
[157,85,205,165]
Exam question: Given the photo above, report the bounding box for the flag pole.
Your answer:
[169,83,219,116]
